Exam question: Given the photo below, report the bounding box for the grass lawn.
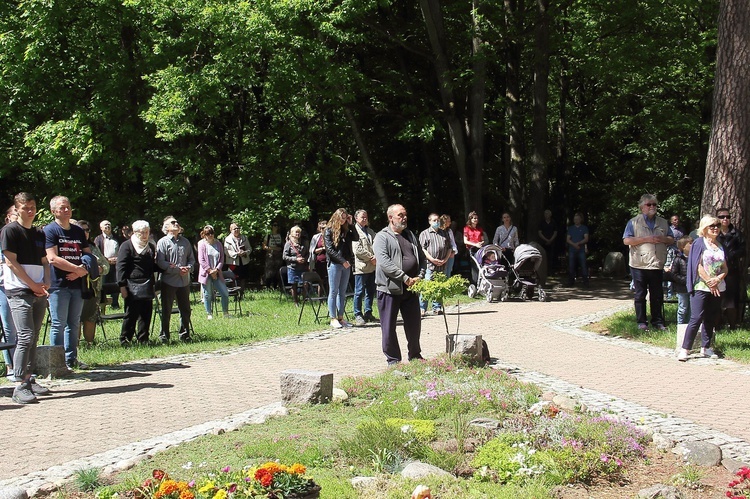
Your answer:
[1,289,339,376]
[588,301,750,363]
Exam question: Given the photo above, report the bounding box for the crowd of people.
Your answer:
[0,189,745,404]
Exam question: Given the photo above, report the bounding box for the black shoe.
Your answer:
[179,335,192,343]
[67,360,90,370]
[29,379,51,396]
[364,313,380,324]
[160,334,170,344]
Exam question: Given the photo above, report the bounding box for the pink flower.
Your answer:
[221,466,230,473]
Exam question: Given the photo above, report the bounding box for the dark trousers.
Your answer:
[121,295,153,344]
[683,290,721,349]
[160,284,191,339]
[631,267,665,326]
[377,290,422,364]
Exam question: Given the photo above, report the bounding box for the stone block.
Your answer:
[673,441,722,467]
[280,369,333,406]
[0,487,28,499]
[445,334,482,362]
[602,252,627,278]
[34,345,70,378]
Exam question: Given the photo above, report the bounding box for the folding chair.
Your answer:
[212,276,243,316]
[151,288,196,339]
[279,266,295,301]
[297,271,328,325]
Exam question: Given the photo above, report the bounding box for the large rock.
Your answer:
[0,487,28,499]
[400,461,452,479]
[34,345,70,378]
[602,252,627,278]
[673,441,722,467]
[280,369,333,406]
[637,484,685,499]
[445,334,482,362]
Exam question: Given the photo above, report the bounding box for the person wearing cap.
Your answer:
[156,216,194,343]
[623,194,674,331]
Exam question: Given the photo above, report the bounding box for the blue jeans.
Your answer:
[0,286,17,367]
[420,268,442,312]
[444,256,454,278]
[568,247,588,284]
[327,263,350,319]
[202,277,229,315]
[676,292,690,324]
[9,293,47,380]
[353,272,376,318]
[48,287,84,367]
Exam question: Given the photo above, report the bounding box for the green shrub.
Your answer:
[384,418,437,442]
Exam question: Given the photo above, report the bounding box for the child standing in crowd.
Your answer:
[664,236,692,325]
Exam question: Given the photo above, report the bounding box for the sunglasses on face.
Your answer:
[708,224,720,229]
[717,215,730,219]
[170,220,179,225]
[644,203,657,207]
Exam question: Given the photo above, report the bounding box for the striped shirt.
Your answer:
[419,228,451,272]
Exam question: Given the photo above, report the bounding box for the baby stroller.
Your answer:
[507,244,547,302]
[467,244,510,302]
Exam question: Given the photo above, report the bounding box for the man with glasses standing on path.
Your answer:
[623,194,674,331]
[716,207,745,329]
[156,216,194,343]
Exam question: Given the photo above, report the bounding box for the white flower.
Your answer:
[181,462,193,469]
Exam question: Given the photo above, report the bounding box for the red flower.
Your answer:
[255,468,274,488]
[153,469,168,481]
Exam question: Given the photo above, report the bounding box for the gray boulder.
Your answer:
[602,252,627,278]
[400,461,452,479]
[0,487,28,499]
[637,484,685,499]
[673,441,722,467]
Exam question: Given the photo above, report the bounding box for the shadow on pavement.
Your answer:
[46,382,175,400]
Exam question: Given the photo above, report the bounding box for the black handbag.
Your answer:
[127,278,154,300]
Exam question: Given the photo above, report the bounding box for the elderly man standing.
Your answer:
[156,216,195,343]
[374,204,426,365]
[623,194,674,330]
[352,210,378,326]
[44,195,92,370]
[95,220,120,309]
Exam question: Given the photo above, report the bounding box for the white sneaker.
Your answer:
[207,314,213,320]
[340,319,354,328]
[331,319,343,329]
[677,349,689,362]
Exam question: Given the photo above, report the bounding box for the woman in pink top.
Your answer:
[463,211,487,284]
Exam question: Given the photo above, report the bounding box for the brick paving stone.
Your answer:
[2,279,750,495]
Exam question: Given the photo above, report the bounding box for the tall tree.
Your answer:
[702,0,750,242]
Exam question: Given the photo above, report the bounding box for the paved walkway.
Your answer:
[2,279,750,495]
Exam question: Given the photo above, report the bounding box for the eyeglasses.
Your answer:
[644,203,657,207]
[717,215,730,219]
[169,220,179,225]
[708,224,720,229]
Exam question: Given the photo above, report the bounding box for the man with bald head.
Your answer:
[373,204,426,365]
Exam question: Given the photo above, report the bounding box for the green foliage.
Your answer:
[409,273,469,307]
[74,467,102,492]
[384,418,437,442]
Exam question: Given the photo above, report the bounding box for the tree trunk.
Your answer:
[468,0,487,216]
[702,0,750,244]
[527,0,552,242]
[504,0,524,220]
[341,105,390,210]
[419,0,472,217]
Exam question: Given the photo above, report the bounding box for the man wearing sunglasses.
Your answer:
[716,208,745,329]
[623,194,674,331]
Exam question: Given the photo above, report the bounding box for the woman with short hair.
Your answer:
[198,225,230,320]
[117,220,156,345]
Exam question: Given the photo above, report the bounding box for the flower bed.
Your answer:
[133,463,320,499]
